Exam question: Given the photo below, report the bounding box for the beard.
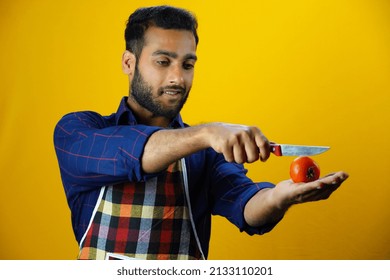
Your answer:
[130,66,190,120]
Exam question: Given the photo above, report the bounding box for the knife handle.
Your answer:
[270,143,282,156]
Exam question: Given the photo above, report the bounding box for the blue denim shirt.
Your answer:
[54,97,277,258]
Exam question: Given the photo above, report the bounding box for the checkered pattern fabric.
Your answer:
[78,161,202,260]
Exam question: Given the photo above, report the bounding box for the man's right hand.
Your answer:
[202,123,270,164]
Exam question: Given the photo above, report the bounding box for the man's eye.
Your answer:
[157,60,169,66]
[183,63,194,70]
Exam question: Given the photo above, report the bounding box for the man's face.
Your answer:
[129,26,197,120]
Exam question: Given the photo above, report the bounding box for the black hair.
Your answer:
[124,5,199,58]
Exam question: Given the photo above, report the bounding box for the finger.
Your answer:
[253,129,270,162]
[312,184,341,201]
[292,171,349,203]
[245,140,260,163]
[318,171,349,187]
[299,172,348,194]
[239,128,260,163]
[233,143,247,164]
[221,144,234,163]
[293,181,341,203]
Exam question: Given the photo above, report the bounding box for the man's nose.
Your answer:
[168,65,185,85]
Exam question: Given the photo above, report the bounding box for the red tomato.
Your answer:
[290,156,320,183]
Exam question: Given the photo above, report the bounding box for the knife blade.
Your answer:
[270,143,329,156]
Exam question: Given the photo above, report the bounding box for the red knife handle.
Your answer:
[270,143,282,156]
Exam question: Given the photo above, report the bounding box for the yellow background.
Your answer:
[1,0,389,259]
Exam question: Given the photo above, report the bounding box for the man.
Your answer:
[54,5,348,260]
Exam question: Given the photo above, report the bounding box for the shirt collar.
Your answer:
[115,96,185,128]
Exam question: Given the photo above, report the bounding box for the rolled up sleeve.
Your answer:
[209,153,279,235]
[53,111,162,188]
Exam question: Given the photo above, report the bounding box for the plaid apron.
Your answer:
[78,160,203,260]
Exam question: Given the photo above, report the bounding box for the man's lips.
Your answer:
[163,90,180,95]
[161,87,185,96]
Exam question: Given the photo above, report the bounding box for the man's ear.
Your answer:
[122,50,136,75]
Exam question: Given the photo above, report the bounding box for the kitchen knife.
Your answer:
[270,143,329,156]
